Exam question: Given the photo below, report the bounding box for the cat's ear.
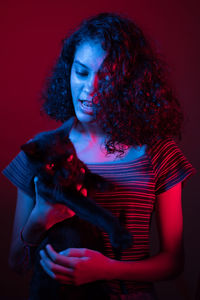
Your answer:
[21,140,41,158]
[63,137,71,144]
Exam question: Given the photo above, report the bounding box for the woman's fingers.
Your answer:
[40,259,73,284]
[40,249,74,277]
[59,247,88,257]
[44,245,82,268]
[34,176,39,194]
[40,245,108,286]
[41,245,88,270]
[40,258,56,279]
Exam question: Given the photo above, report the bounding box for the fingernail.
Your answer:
[34,176,38,184]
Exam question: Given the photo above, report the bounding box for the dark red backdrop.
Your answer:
[0,0,199,299]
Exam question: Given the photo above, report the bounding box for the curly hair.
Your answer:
[41,12,183,156]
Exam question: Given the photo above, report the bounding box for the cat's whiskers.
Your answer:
[53,183,60,200]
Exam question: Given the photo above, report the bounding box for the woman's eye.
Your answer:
[76,71,88,77]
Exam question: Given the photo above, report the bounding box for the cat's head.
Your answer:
[21,132,85,188]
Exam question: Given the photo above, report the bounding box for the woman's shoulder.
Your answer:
[145,137,186,172]
[146,137,195,194]
[146,137,178,158]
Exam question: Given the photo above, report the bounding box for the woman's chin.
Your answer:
[75,110,95,124]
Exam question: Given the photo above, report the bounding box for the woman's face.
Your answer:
[70,40,106,124]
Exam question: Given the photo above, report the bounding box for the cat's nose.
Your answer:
[61,168,70,179]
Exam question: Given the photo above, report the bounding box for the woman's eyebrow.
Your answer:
[73,60,89,70]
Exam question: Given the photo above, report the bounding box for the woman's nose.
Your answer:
[83,75,98,96]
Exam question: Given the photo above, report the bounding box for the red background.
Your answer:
[0,0,199,299]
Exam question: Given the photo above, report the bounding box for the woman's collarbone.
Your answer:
[72,142,146,164]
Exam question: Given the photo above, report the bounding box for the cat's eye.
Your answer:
[46,163,55,170]
[67,154,74,162]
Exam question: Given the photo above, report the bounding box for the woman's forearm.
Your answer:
[20,208,48,244]
[107,251,184,282]
[9,189,75,274]
[9,210,47,273]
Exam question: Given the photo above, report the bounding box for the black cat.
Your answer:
[21,118,132,299]
[21,119,132,250]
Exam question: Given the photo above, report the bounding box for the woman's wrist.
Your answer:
[20,230,39,247]
[21,209,47,245]
[103,258,121,281]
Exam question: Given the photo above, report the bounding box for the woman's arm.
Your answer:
[39,182,184,285]
[9,179,75,274]
[111,181,184,282]
[107,181,184,281]
[9,188,38,273]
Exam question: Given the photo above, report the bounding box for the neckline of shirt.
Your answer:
[85,153,147,166]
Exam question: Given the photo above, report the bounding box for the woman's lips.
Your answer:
[79,99,93,114]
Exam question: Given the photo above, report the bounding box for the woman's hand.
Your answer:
[39,245,114,285]
[32,177,75,229]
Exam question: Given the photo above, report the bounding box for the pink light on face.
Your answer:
[70,41,107,124]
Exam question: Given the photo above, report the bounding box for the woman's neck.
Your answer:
[73,119,106,144]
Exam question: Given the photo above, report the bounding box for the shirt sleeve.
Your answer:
[149,138,196,195]
[2,150,35,197]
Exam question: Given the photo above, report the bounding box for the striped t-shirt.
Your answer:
[2,138,195,293]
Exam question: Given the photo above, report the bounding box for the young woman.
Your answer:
[3,12,195,300]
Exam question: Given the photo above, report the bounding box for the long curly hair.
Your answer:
[41,12,183,156]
